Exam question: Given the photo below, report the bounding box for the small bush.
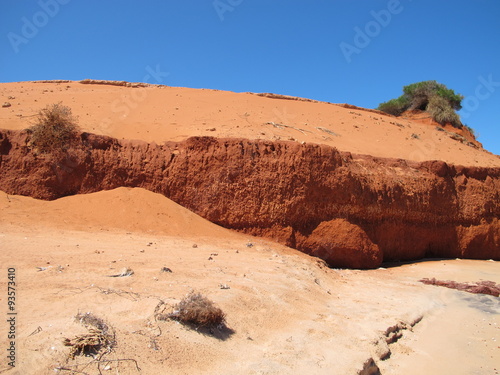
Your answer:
[29,103,79,153]
[426,95,462,127]
[166,292,226,328]
[403,80,439,110]
[377,80,464,127]
[402,80,463,111]
[463,124,476,136]
[377,96,409,116]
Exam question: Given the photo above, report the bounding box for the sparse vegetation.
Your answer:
[377,80,464,128]
[376,96,409,116]
[64,312,115,359]
[28,102,79,153]
[162,292,226,328]
[463,124,476,136]
[426,95,461,127]
[402,80,463,111]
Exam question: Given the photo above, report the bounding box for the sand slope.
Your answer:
[0,187,238,238]
[0,81,499,167]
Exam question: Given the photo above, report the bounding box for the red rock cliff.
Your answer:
[1,129,499,268]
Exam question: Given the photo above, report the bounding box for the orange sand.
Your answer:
[0,81,498,167]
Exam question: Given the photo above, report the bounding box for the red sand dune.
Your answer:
[1,80,498,166]
[0,79,499,373]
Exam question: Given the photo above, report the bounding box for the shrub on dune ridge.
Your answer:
[402,80,463,111]
[377,80,465,128]
[28,102,79,153]
[426,95,462,127]
[377,96,409,116]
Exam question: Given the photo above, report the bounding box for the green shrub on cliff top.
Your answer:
[377,80,464,127]
[29,103,79,153]
[377,96,410,116]
[426,95,461,127]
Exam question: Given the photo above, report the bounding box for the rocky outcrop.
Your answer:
[1,129,499,268]
[302,219,382,269]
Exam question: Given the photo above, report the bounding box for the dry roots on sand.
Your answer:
[63,312,115,359]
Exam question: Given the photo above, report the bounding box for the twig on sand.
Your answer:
[53,366,90,374]
[106,267,134,277]
[28,326,43,337]
[316,126,339,137]
[265,121,310,135]
[56,358,141,374]
[96,287,141,301]
[37,266,52,272]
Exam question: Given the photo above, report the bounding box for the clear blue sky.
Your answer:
[1,0,499,155]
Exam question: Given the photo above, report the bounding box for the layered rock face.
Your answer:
[1,129,499,268]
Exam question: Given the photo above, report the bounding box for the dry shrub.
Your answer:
[64,312,115,359]
[426,95,462,127]
[29,103,79,153]
[63,330,112,359]
[162,292,226,328]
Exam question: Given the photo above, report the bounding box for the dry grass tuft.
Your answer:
[159,292,226,328]
[63,329,112,359]
[63,312,115,359]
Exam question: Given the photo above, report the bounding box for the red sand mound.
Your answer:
[0,187,237,238]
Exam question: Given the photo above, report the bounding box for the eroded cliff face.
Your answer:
[1,129,499,268]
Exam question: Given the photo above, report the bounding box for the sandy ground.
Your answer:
[1,81,499,167]
[0,188,498,374]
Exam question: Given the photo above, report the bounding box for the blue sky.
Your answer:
[1,0,499,155]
